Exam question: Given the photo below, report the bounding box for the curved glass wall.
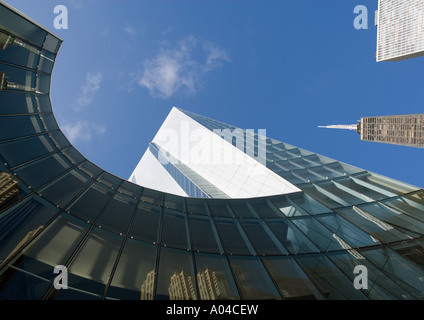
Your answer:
[1,2,424,300]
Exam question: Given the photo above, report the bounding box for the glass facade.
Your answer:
[1,2,424,301]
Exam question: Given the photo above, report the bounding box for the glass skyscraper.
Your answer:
[320,114,424,149]
[376,0,424,62]
[1,2,424,301]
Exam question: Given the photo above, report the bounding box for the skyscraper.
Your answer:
[319,114,424,148]
[129,107,301,198]
[1,2,424,301]
[376,0,424,62]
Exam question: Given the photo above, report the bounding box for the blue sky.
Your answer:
[6,0,424,188]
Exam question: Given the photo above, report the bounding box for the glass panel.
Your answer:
[302,184,350,208]
[315,180,369,205]
[164,193,184,212]
[240,219,288,255]
[0,268,51,300]
[62,147,84,166]
[268,195,307,217]
[185,198,208,215]
[35,72,50,94]
[291,216,351,252]
[276,159,302,171]
[156,247,197,300]
[129,202,161,244]
[140,188,162,206]
[287,157,317,169]
[189,215,221,253]
[227,199,257,218]
[37,52,54,74]
[0,38,39,69]
[43,34,60,53]
[382,195,424,223]
[0,171,28,214]
[328,251,415,300]
[310,165,344,179]
[1,213,89,299]
[354,172,418,195]
[40,113,58,131]
[276,171,307,185]
[65,228,123,297]
[97,193,137,234]
[0,115,44,141]
[67,182,114,223]
[228,256,281,300]
[0,134,55,167]
[356,202,424,235]
[390,241,424,271]
[49,131,70,149]
[98,172,121,190]
[35,94,52,113]
[117,181,142,199]
[161,209,190,250]
[262,256,324,300]
[21,214,89,268]
[0,5,47,46]
[39,168,91,208]
[107,239,157,300]
[0,196,58,262]
[335,178,389,201]
[265,219,319,254]
[0,62,36,92]
[360,247,424,299]
[207,199,234,217]
[291,168,323,183]
[195,253,240,300]
[315,214,379,248]
[15,152,72,189]
[286,192,331,215]
[295,254,368,300]
[77,161,101,178]
[404,191,424,206]
[0,92,37,115]
[334,206,412,243]
[249,198,282,218]
[214,218,254,255]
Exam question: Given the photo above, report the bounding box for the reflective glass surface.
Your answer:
[1,3,424,301]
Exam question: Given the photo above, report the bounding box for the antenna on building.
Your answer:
[318,124,358,131]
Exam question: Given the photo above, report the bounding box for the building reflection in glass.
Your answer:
[197,267,236,300]
[0,172,20,212]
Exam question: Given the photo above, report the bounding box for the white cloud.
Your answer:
[62,121,106,143]
[203,41,231,69]
[138,36,230,99]
[73,72,102,111]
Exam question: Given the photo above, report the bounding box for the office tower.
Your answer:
[319,114,424,148]
[129,107,301,198]
[376,0,424,62]
[2,2,424,301]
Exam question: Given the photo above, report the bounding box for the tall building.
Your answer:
[129,107,301,198]
[376,0,424,62]
[319,114,424,148]
[1,2,424,301]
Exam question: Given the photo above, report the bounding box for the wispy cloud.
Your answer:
[73,72,102,111]
[138,36,231,99]
[62,120,106,143]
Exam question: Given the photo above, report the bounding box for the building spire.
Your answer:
[318,124,358,131]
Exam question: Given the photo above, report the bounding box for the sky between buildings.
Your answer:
[5,0,424,189]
